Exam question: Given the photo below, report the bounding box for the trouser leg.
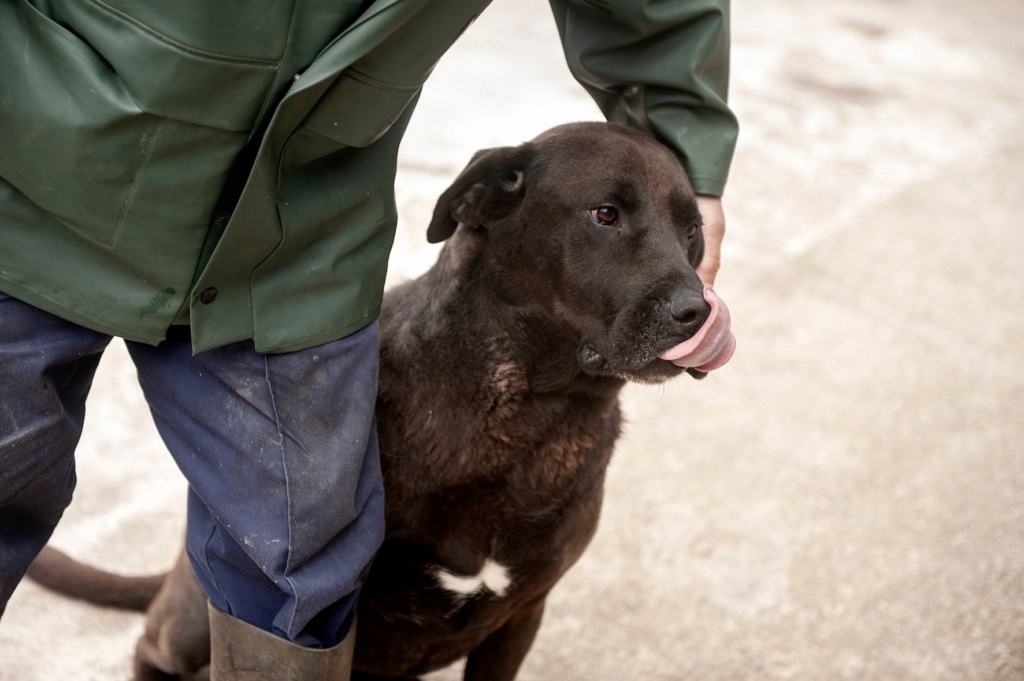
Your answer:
[0,292,111,612]
[125,323,385,648]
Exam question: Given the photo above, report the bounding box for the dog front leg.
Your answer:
[463,598,546,681]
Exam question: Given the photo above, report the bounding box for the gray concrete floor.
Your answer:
[3,0,1023,679]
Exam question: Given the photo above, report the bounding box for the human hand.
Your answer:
[695,195,725,287]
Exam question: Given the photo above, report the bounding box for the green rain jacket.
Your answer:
[0,0,738,354]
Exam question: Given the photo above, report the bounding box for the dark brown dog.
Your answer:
[28,122,733,680]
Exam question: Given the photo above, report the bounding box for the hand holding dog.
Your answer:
[696,195,725,286]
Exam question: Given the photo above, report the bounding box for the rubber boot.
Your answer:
[208,602,356,680]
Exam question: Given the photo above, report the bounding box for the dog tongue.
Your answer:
[659,286,736,372]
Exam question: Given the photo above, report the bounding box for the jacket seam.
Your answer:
[345,66,423,93]
[89,0,284,67]
[108,119,163,248]
[247,0,303,144]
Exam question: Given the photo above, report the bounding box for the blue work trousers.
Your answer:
[0,292,384,647]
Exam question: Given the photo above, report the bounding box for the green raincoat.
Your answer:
[0,0,737,354]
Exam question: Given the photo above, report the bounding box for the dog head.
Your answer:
[427,122,733,384]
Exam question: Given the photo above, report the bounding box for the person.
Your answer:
[0,0,738,678]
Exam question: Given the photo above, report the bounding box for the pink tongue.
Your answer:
[659,286,736,372]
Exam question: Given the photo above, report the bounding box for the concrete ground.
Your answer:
[3,0,1023,679]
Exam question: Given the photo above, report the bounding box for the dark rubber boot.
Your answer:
[208,603,355,680]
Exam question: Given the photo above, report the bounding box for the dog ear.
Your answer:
[427,145,531,243]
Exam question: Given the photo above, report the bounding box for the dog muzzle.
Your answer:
[659,286,736,372]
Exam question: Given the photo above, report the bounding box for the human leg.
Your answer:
[124,323,385,650]
[0,292,112,613]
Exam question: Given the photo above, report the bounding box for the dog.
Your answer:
[27,122,735,680]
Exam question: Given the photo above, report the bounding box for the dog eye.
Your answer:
[686,223,701,239]
[590,206,618,226]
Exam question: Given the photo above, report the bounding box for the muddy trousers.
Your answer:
[0,292,385,648]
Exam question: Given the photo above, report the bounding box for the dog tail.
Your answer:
[25,545,166,612]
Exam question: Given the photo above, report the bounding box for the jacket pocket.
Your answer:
[301,68,422,149]
[0,0,274,247]
[48,0,281,131]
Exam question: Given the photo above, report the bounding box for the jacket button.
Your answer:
[200,287,218,304]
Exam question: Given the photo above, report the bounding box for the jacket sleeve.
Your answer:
[548,0,739,196]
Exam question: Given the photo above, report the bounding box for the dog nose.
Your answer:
[668,288,710,337]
